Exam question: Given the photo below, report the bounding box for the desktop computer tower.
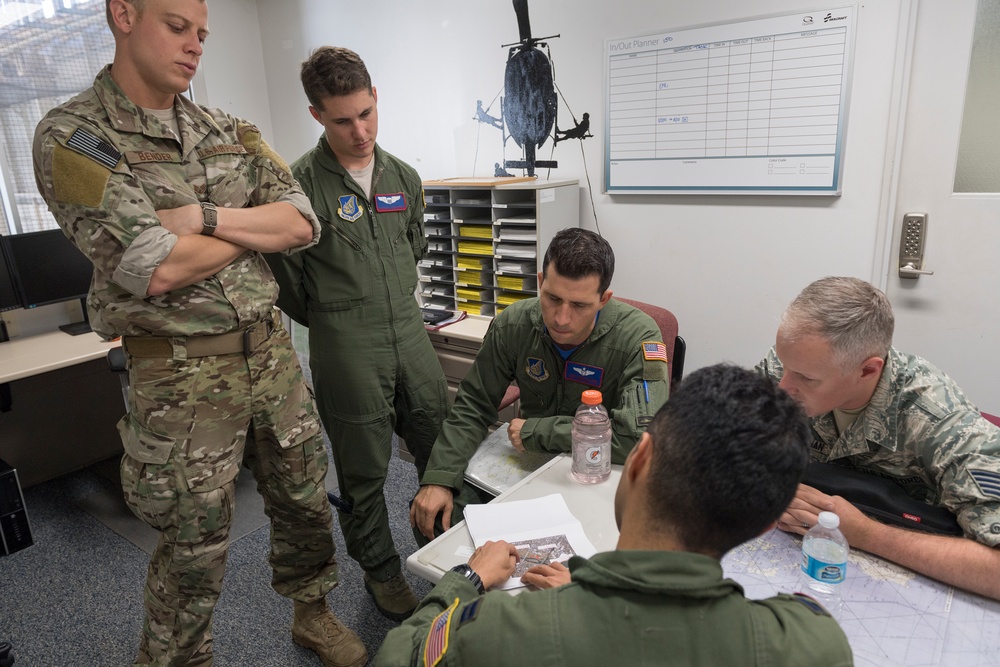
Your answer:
[0,458,32,555]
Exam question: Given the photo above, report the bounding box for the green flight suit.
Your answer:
[420,297,669,524]
[266,139,448,580]
[375,550,854,667]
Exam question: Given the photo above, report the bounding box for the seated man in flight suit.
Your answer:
[378,364,853,667]
[410,228,670,541]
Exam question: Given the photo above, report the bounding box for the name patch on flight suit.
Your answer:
[423,598,460,667]
[338,194,363,222]
[565,362,604,388]
[374,192,407,212]
[526,357,549,382]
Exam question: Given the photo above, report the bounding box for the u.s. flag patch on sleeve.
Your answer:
[642,341,668,363]
[423,598,460,667]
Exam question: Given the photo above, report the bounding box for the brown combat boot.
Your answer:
[292,599,368,667]
[363,572,419,622]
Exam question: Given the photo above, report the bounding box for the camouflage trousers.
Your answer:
[118,322,337,666]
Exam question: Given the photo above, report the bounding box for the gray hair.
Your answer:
[780,276,894,371]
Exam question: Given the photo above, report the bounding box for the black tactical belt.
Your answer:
[123,315,275,359]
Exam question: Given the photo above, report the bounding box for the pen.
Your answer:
[643,380,649,403]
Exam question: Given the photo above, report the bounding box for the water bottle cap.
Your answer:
[817,511,840,529]
[581,389,603,405]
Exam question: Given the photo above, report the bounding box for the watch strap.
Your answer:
[200,202,218,236]
[450,563,486,594]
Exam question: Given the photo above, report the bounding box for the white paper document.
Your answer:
[464,494,598,590]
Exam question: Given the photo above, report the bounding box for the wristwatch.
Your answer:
[450,563,486,594]
[200,201,218,236]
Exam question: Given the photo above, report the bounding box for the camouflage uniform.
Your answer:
[266,138,448,582]
[374,550,853,667]
[421,297,669,526]
[758,346,1000,545]
[33,67,338,665]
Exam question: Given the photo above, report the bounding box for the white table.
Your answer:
[408,454,1000,666]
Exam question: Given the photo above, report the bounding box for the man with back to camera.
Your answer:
[264,46,449,622]
[32,1,367,665]
[377,364,854,666]
[758,276,1000,600]
[410,228,670,541]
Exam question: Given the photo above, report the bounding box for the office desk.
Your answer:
[408,455,1000,667]
[0,331,123,486]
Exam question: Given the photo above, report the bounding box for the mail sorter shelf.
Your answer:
[419,179,579,317]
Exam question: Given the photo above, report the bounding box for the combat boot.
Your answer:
[292,599,368,667]
[363,572,419,621]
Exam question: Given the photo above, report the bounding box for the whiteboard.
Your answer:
[604,6,855,195]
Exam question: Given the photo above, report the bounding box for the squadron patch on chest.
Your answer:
[374,192,407,212]
[526,357,549,382]
[338,194,363,222]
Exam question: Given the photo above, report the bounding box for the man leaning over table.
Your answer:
[758,276,1000,600]
[410,228,670,541]
[378,364,853,667]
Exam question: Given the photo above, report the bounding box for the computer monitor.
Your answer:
[2,229,94,335]
[0,241,19,314]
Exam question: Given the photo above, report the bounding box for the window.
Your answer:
[0,0,114,235]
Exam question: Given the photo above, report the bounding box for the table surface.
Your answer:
[407,455,1000,667]
[0,330,120,383]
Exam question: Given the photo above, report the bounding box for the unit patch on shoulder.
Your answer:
[564,362,604,388]
[66,128,121,169]
[338,194,363,222]
[526,357,549,382]
[423,598,460,667]
[790,592,832,617]
[969,469,1000,500]
[375,192,407,212]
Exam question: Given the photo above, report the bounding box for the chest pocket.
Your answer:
[199,146,252,209]
[307,213,374,311]
[383,209,418,296]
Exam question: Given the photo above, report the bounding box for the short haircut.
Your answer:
[542,228,615,295]
[644,364,810,557]
[780,276,894,371]
[300,46,372,111]
[106,0,145,30]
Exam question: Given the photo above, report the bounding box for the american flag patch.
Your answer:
[642,341,668,363]
[423,598,460,667]
[66,128,121,169]
[969,469,1000,499]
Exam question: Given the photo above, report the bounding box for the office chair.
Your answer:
[495,296,685,414]
[106,346,129,412]
[981,412,1000,429]
[615,296,685,390]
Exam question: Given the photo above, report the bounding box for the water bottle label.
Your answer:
[801,553,846,584]
[585,447,603,465]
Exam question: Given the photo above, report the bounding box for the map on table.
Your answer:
[722,528,999,667]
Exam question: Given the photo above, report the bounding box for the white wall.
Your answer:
[209,0,906,376]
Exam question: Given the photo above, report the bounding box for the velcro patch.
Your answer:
[66,127,121,169]
[52,143,111,207]
[969,469,1000,499]
[375,192,407,212]
[564,362,603,388]
[126,150,180,164]
[197,144,247,160]
[423,598,460,667]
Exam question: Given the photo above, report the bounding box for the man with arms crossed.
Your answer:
[411,228,670,541]
[266,46,448,621]
[759,276,1000,600]
[378,365,853,666]
[33,1,366,665]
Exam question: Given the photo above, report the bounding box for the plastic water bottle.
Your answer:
[571,389,611,484]
[800,511,848,616]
